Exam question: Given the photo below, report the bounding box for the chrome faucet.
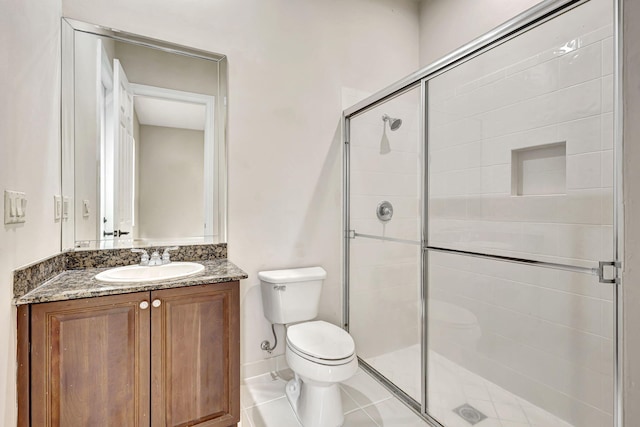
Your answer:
[148,250,163,266]
[131,247,178,266]
[131,248,150,266]
[162,246,179,264]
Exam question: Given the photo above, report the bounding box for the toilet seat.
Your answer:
[287,321,355,365]
[287,342,356,366]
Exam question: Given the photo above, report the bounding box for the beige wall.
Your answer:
[137,125,204,239]
[0,0,62,424]
[418,0,543,66]
[71,34,217,244]
[4,0,639,425]
[114,41,218,96]
[61,0,421,374]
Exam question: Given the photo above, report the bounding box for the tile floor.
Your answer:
[240,367,429,427]
[240,346,576,427]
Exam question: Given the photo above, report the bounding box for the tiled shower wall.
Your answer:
[428,0,614,266]
[348,87,422,361]
[427,0,614,426]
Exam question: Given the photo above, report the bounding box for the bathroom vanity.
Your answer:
[14,245,246,427]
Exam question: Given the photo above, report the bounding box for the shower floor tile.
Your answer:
[366,344,575,427]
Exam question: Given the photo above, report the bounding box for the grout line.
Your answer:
[435,292,613,344]
[356,407,383,427]
[432,75,606,133]
[241,394,287,411]
[358,396,393,411]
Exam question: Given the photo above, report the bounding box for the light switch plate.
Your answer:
[82,200,90,217]
[54,195,62,221]
[62,196,70,220]
[4,191,12,224]
[4,190,26,224]
[14,192,26,223]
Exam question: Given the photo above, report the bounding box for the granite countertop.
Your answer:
[15,258,248,306]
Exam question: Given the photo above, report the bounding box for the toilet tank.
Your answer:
[258,266,327,324]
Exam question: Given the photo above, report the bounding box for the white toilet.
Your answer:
[259,266,358,427]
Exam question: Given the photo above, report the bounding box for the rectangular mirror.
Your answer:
[61,18,228,250]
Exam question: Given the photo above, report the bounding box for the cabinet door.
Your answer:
[31,292,151,427]
[151,282,240,427]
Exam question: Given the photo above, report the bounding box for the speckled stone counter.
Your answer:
[12,243,248,306]
[15,259,247,305]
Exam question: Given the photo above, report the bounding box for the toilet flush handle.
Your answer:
[274,285,286,291]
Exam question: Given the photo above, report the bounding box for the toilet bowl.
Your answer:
[259,267,358,427]
[285,321,358,427]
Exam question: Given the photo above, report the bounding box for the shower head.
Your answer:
[382,114,402,131]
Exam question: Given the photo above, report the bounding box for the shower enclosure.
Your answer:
[342,0,622,426]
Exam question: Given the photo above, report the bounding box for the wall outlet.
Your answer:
[54,195,62,221]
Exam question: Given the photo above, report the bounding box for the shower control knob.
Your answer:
[376,201,394,222]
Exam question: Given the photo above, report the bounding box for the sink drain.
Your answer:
[452,403,487,425]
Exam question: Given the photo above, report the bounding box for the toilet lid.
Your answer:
[287,321,355,360]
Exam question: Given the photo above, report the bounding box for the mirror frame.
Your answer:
[61,18,228,250]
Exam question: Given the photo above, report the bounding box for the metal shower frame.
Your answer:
[342,0,624,425]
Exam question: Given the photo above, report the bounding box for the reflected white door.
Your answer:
[113,58,134,237]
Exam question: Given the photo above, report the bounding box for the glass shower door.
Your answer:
[426,0,616,425]
[347,84,423,403]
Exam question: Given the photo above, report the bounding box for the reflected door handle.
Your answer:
[103,231,114,236]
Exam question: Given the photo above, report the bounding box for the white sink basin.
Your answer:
[95,262,205,283]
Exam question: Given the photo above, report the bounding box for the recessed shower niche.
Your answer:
[511,142,566,196]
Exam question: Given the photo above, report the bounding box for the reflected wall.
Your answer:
[67,24,224,249]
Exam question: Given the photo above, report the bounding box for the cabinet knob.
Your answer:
[140,301,149,310]
[152,299,162,308]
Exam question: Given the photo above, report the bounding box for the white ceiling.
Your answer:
[134,96,206,131]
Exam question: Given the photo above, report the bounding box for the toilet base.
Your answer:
[286,375,344,427]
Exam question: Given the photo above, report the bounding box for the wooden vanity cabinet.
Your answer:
[150,284,240,427]
[22,282,239,427]
[30,292,151,426]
